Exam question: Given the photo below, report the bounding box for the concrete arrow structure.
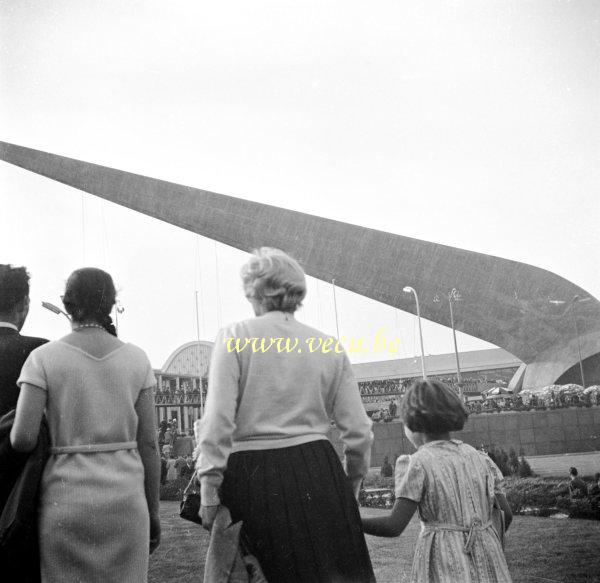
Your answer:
[2,140,599,389]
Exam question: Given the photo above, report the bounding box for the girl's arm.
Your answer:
[10,383,46,452]
[362,497,418,537]
[495,493,513,531]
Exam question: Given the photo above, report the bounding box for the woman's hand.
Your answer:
[200,504,219,531]
[149,513,161,554]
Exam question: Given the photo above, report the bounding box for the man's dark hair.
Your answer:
[0,265,30,312]
[569,467,578,477]
[400,379,469,434]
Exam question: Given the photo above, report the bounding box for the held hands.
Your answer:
[149,513,161,554]
[200,504,219,531]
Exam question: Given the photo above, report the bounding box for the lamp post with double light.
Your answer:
[434,288,463,396]
[548,295,590,389]
[114,302,125,336]
[403,286,427,379]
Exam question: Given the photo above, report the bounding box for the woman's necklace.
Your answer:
[73,323,105,332]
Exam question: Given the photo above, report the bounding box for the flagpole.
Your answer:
[194,290,204,418]
[332,279,340,339]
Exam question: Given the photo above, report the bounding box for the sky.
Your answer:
[1,1,599,369]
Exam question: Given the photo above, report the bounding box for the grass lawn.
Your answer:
[150,502,600,582]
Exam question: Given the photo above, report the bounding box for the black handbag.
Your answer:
[179,472,202,525]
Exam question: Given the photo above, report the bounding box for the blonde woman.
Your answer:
[195,248,375,582]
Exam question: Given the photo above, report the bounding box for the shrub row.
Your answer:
[160,477,190,501]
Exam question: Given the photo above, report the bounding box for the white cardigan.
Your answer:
[195,310,373,505]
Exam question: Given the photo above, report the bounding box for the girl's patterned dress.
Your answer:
[395,439,512,583]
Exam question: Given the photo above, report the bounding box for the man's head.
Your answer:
[0,265,31,330]
[569,467,578,478]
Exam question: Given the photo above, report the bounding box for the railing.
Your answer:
[154,392,206,405]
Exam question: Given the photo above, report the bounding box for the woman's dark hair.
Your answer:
[400,379,468,434]
[62,268,117,336]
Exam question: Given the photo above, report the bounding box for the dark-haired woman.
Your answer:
[10,268,160,582]
[362,379,512,583]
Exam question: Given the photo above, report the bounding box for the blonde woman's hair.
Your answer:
[241,248,307,313]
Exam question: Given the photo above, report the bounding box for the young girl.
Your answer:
[362,380,512,582]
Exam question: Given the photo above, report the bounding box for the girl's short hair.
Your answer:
[400,379,468,434]
[241,248,307,313]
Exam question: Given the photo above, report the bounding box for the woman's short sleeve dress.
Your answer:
[18,341,156,583]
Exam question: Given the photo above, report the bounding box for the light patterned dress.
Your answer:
[395,439,512,583]
[17,341,156,583]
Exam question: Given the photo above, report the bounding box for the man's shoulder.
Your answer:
[0,333,48,359]
[18,335,49,350]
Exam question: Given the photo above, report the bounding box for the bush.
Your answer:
[517,456,533,477]
[362,473,395,489]
[488,447,511,476]
[504,477,569,514]
[160,477,189,501]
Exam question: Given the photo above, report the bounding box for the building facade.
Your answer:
[154,341,212,434]
[153,343,522,428]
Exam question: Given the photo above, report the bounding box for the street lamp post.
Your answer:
[572,295,586,389]
[448,289,462,391]
[114,302,125,336]
[548,295,590,389]
[403,286,427,379]
[433,289,463,397]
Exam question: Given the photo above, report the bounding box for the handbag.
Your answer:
[179,471,202,525]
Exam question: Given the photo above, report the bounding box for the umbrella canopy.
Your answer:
[560,384,584,393]
[583,385,600,394]
[483,386,512,396]
[521,384,561,395]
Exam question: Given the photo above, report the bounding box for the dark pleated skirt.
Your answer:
[221,439,375,583]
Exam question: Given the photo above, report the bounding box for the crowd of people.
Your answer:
[1,252,514,582]
[160,453,195,484]
[465,390,599,415]
[154,379,207,404]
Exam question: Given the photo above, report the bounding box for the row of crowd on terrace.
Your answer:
[154,377,208,404]
[465,384,600,414]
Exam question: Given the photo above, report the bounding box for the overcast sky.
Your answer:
[1,1,599,369]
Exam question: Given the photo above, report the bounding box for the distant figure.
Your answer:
[174,455,186,477]
[160,454,168,485]
[180,456,195,481]
[568,467,588,499]
[11,267,161,581]
[380,456,393,478]
[587,472,600,501]
[166,455,178,482]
